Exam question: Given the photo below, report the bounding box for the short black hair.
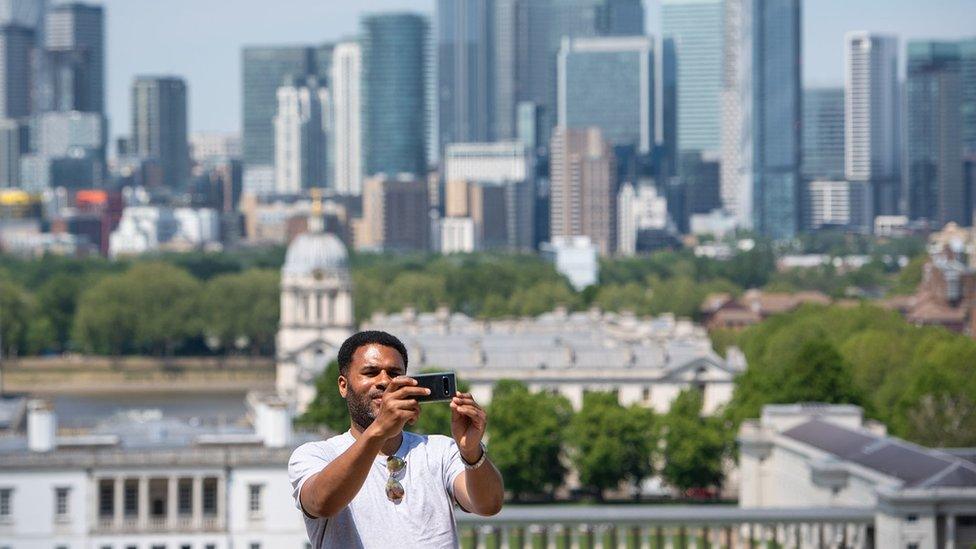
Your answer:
[337,330,409,377]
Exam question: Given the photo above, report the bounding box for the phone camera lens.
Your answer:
[442,377,450,396]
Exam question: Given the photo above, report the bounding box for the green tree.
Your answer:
[200,269,279,354]
[296,360,349,433]
[34,273,87,352]
[383,272,449,312]
[507,281,578,317]
[486,380,573,500]
[0,279,35,357]
[566,392,658,500]
[73,263,201,355]
[661,389,727,493]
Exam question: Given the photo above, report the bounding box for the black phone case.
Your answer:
[411,372,457,403]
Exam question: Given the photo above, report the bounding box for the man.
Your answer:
[289,330,504,547]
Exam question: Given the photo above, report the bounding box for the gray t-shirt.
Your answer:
[289,431,467,548]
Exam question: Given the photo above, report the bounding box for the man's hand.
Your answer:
[367,376,430,441]
[450,392,487,463]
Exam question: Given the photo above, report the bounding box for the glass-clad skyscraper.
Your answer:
[44,2,103,113]
[905,41,963,226]
[662,0,723,154]
[361,12,429,177]
[132,76,188,189]
[558,36,653,154]
[802,87,845,181]
[721,0,801,239]
[436,0,493,150]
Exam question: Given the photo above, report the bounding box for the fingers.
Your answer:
[386,376,418,391]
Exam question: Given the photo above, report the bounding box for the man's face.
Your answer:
[338,343,406,430]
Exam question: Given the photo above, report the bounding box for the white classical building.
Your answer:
[0,397,312,549]
[361,307,747,414]
[739,404,976,549]
[275,230,355,412]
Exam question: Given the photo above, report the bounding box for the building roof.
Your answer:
[364,310,738,378]
[782,419,976,488]
[282,231,348,276]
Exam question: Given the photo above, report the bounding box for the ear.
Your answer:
[337,374,348,399]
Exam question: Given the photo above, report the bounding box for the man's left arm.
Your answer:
[449,393,504,516]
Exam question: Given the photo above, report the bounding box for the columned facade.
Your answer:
[94,474,225,534]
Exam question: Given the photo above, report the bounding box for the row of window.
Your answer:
[0,487,71,520]
[0,483,265,522]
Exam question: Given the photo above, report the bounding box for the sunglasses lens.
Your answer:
[386,478,404,502]
[387,456,405,473]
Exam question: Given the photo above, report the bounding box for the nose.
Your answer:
[375,370,392,392]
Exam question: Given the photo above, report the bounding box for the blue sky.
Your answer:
[100,0,975,139]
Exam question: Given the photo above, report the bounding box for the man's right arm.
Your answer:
[298,377,429,518]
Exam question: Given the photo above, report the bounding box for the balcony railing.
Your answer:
[93,514,223,534]
[456,505,876,549]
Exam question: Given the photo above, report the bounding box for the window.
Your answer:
[248,484,263,515]
[907,544,919,549]
[641,386,651,401]
[98,480,114,517]
[55,487,70,517]
[0,488,11,517]
[123,480,138,516]
[181,545,192,549]
[202,477,218,515]
[205,545,216,549]
[906,514,918,523]
[249,543,261,549]
[178,478,192,515]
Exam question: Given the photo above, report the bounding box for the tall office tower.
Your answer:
[492,0,644,146]
[436,0,493,151]
[672,150,722,232]
[0,24,33,118]
[617,182,668,255]
[1,0,45,112]
[44,3,103,113]
[331,42,362,195]
[361,13,429,177]
[720,0,801,239]
[905,41,963,227]
[662,0,723,155]
[845,32,899,216]
[549,126,616,255]
[273,76,328,194]
[241,45,332,192]
[0,118,26,185]
[802,87,845,181]
[960,39,976,157]
[358,173,430,252]
[444,141,535,250]
[558,36,653,154]
[131,76,189,190]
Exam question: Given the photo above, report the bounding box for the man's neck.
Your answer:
[349,422,404,456]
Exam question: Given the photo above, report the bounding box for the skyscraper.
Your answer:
[242,46,313,172]
[721,0,801,239]
[131,76,189,189]
[44,2,103,113]
[558,36,654,154]
[845,32,899,215]
[662,0,723,154]
[331,41,362,195]
[436,0,493,150]
[0,0,45,112]
[0,24,33,118]
[905,41,963,226]
[361,12,429,177]
[492,0,644,146]
[960,39,976,157]
[802,87,845,181]
[274,76,328,194]
[357,173,430,252]
[549,126,616,255]
[444,141,535,250]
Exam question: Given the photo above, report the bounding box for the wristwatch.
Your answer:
[461,442,487,470]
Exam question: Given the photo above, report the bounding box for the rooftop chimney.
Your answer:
[255,396,292,448]
[27,399,57,452]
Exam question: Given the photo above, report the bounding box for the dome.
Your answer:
[282,232,349,276]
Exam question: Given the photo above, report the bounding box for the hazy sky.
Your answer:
[100,0,976,139]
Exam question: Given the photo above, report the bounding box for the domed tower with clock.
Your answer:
[276,221,355,412]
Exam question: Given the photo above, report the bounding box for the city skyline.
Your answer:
[95,0,975,140]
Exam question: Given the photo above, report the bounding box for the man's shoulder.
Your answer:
[290,432,352,463]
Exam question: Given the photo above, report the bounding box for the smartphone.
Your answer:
[410,372,457,403]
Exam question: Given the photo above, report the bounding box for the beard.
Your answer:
[345,384,380,431]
